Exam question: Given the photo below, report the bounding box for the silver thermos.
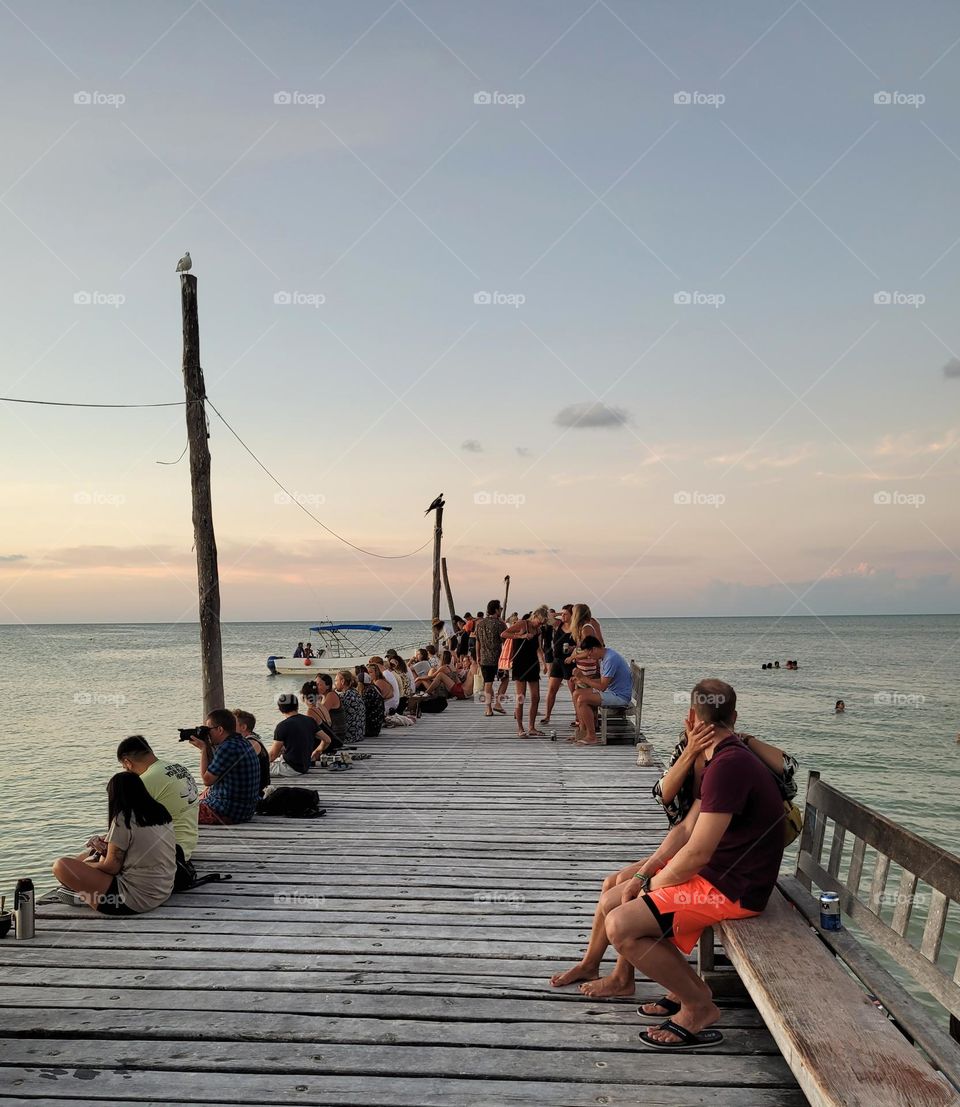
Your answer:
[14,878,35,939]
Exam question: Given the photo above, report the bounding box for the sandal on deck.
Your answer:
[637,1019,723,1050]
[636,996,681,1022]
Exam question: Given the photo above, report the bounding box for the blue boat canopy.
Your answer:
[310,623,392,634]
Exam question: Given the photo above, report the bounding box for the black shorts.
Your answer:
[512,663,540,684]
[480,663,498,683]
[96,876,136,916]
[548,660,566,680]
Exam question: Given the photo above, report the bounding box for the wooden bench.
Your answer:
[713,772,960,1107]
[598,661,644,745]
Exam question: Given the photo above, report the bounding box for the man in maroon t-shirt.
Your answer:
[548,679,786,1050]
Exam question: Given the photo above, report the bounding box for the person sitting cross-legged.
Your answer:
[549,679,787,1051]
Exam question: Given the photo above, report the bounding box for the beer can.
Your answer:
[819,891,841,931]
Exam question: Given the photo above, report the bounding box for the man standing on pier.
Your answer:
[549,679,786,1050]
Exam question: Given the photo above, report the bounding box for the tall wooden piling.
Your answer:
[180,273,224,716]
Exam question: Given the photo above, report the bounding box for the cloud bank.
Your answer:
[554,402,629,429]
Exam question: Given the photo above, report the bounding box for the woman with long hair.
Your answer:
[355,665,385,737]
[52,771,176,915]
[300,679,341,754]
[388,654,416,701]
[568,603,604,738]
[543,603,575,726]
[336,670,366,744]
[502,605,549,737]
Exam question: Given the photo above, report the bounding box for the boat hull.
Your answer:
[267,655,371,677]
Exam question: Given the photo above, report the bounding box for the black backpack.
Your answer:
[256,787,326,818]
[419,695,448,714]
[174,846,231,892]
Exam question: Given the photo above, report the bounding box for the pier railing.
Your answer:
[780,770,960,1089]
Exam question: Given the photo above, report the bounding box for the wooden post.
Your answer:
[441,556,456,627]
[431,499,443,644]
[502,574,510,617]
[180,273,224,717]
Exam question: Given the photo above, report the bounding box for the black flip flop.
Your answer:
[637,1019,723,1050]
[636,996,682,1023]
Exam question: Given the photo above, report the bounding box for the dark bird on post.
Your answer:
[425,493,445,515]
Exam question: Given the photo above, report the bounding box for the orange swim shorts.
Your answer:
[642,874,760,954]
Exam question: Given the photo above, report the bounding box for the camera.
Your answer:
[178,725,211,742]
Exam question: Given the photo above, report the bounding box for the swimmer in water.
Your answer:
[835,699,845,713]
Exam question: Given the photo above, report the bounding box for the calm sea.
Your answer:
[1,615,957,998]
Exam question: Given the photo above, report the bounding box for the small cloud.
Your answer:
[515,446,531,457]
[873,430,958,460]
[496,547,559,556]
[0,554,26,562]
[944,358,960,379]
[824,561,877,580]
[554,402,629,429]
[461,439,483,453]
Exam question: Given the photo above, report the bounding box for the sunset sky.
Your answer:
[2,0,960,623]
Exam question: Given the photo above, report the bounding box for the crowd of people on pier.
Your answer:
[51,601,636,916]
[50,605,802,1054]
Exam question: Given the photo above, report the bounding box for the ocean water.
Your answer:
[1,615,957,1009]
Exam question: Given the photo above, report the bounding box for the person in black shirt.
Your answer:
[269,695,324,776]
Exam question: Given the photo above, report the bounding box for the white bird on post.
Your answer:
[176,251,192,273]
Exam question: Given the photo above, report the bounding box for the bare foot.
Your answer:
[644,1000,721,1043]
[550,962,600,988]
[579,974,635,999]
[576,738,599,746]
[528,728,546,737]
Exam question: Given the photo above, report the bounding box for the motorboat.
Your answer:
[267,623,395,677]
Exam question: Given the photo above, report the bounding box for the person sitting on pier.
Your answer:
[189,709,262,825]
[355,665,385,736]
[569,636,632,746]
[549,680,786,1051]
[53,771,176,915]
[422,650,467,699]
[271,694,328,775]
[115,735,200,861]
[233,709,271,796]
[336,670,366,744]
[653,723,797,828]
[369,656,401,713]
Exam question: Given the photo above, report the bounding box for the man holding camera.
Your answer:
[187,708,261,826]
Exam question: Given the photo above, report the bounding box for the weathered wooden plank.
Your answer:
[827,825,846,878]
[0,1007,780,1052]
[720,892,959,1107]
[0,1038,798,1086]
[890,869,918,937]
[921,890,950,963]
[0,985,765,1026]
[0,1072,811,1107]
[847,835,867,894]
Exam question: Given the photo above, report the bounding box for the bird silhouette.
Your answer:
[176,251,192,273]
[425,493,445,515]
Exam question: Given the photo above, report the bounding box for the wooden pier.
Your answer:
[0,703,807,1105]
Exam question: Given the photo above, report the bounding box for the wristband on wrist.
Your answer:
[634,872,652,892]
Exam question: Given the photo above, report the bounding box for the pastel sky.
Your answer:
[2,0,960,623]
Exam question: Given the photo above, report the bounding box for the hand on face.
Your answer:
[683,715,716,757]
